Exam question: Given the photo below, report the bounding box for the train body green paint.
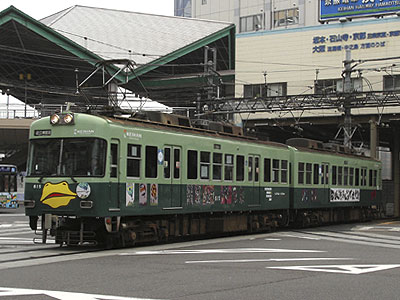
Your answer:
[24,113,382,246]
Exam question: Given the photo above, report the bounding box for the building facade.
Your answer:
[174,0,320,33]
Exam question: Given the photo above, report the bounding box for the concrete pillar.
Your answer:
[369,117,378,159]
[393,126,400,217]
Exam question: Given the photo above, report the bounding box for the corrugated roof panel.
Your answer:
[40,5,232,65]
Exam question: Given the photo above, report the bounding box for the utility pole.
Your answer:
[343,49,353,149]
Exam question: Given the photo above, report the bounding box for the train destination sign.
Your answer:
[320,0,400,21]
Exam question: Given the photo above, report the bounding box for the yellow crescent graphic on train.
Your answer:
[40,181,77,208]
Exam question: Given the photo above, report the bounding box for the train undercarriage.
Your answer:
[29,206,381,247]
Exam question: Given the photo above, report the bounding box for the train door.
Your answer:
[321,162,330,202]
[248,155,261,206]
[109,139,120,209]
[164,146,182,208]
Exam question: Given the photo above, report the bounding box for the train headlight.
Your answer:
[50,114,60,125]
[63,113,74,124]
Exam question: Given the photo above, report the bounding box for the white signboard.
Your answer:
[330,188,360,203]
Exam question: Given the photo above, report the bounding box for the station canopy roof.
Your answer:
[0,5,235,111]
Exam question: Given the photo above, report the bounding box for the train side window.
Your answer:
[255,157,259,182]
[332,166,337,185]
[174,148,180,179]
[369,169,373,186]
[355,168,360,186]
[344,167,348,186]
[298,162,304,184]
[373,170,377,187]
[145,146,158,178]
[313,164,319,184]
[187,150,198,179]
[224,154,234,181]
[349,168,354,186]
[305,163,312,184]
[127,144,141,178]
[272,159,280,183]
[338,166,343,185]
[213,153,222,180]
[264,158,271,182]
[111,143,118,178]
[248,156,253,181]
[164,147,171,179]
[200,151,210,180]
[236,155,245,181]
[361,168,367,186]
[281,160,288,183]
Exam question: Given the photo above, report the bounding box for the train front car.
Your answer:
[24,113,110,246]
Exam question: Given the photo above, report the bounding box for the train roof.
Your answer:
[104,115,290,150]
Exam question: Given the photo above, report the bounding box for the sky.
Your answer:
[0,0,174,117]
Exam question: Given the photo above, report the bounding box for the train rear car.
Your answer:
[287,138,382,226]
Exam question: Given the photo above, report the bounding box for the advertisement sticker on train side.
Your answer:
[330,188,360,203]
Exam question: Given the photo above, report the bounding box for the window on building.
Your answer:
[244,83,287,98]
[202,0,207,4]
[240,14,263,33]
[383,75,400,91]
[187,150,198,179]
[127,144,141,178]
[273,8,299,28]
[213,153,222,180]
[224,154,234,181]
[315,78,362,94]
[174,0,192,17]
[145,146,158,178]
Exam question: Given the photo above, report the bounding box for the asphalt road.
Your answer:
[1,207,400,300]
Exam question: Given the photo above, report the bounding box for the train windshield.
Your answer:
[28,138,106,177]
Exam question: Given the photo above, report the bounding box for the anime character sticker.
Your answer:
[150,183,158,206]
[126,183,134,207]
[139,183,147,205]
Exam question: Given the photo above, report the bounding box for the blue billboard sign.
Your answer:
[320,0,400,21]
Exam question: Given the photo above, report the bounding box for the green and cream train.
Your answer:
[24,112,382,246]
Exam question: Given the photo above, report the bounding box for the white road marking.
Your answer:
[268,264,400,275]
[280,234,321,240]
[185,257,354,264]
[0,287,164,300]
[265,238,281,241]
[120,248,325,256]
